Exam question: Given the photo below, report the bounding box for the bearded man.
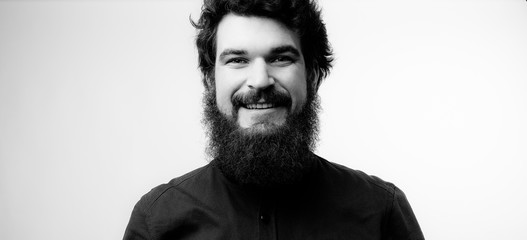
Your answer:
[123,0,424,239]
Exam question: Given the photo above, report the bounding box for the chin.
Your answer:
[239,122,285,135]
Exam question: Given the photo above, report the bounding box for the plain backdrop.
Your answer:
[1,0,526,239]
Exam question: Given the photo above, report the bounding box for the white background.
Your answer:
[1,0,526,239]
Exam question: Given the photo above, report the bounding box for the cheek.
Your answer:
[281,69,307,112]
[214,69,241,116]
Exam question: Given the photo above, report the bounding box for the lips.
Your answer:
[232,89,292,110]
[245,103,276,109]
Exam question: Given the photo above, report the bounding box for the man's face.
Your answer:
[214,14,307,132]
[205,13,318,187]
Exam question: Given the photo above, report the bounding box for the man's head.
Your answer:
[193,0,332,93]
[193,0,333,187]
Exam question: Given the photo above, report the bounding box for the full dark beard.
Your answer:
[203,88,320,188]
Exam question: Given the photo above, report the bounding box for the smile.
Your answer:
[245,103,276,109]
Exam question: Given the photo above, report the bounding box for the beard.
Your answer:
[203,86,320,188]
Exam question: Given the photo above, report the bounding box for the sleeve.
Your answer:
[123,195,151,240]
[384,186,425,240]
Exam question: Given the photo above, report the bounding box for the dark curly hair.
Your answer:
[191,0,333,91]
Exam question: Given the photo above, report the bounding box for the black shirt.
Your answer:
[123,155,425,240]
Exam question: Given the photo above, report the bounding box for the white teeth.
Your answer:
[246,103,275,109]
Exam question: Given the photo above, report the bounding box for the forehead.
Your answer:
[215,14,302,56]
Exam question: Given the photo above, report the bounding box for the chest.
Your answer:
[148,194,387,240]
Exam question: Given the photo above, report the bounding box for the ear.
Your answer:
[310,71,321,93]
[203,74,215,91]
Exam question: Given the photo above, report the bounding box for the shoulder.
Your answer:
[318,157,399,202]
[314,156,424,239]
[314,155,397,197]
[135,164,214,211]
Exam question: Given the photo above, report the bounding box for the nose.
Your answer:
[246,58,275,90]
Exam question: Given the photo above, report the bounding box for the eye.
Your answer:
[270,56,295,66]
[225,57,248,65]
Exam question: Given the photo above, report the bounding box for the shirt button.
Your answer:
[259,214,270,223]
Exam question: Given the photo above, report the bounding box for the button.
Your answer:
[259,214,270,223]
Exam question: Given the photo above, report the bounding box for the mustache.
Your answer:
[231,89,292,109]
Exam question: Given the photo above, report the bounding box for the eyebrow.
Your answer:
[218,49,247,61]
[218,45,301,60]
[270,45,301,57]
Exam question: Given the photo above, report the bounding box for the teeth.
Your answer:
[246,103,275,109]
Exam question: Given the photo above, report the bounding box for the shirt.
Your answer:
[123,155,425,240]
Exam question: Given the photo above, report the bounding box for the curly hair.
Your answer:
[191,0,333,91]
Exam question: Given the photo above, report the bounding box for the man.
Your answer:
[124,0,425,239]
